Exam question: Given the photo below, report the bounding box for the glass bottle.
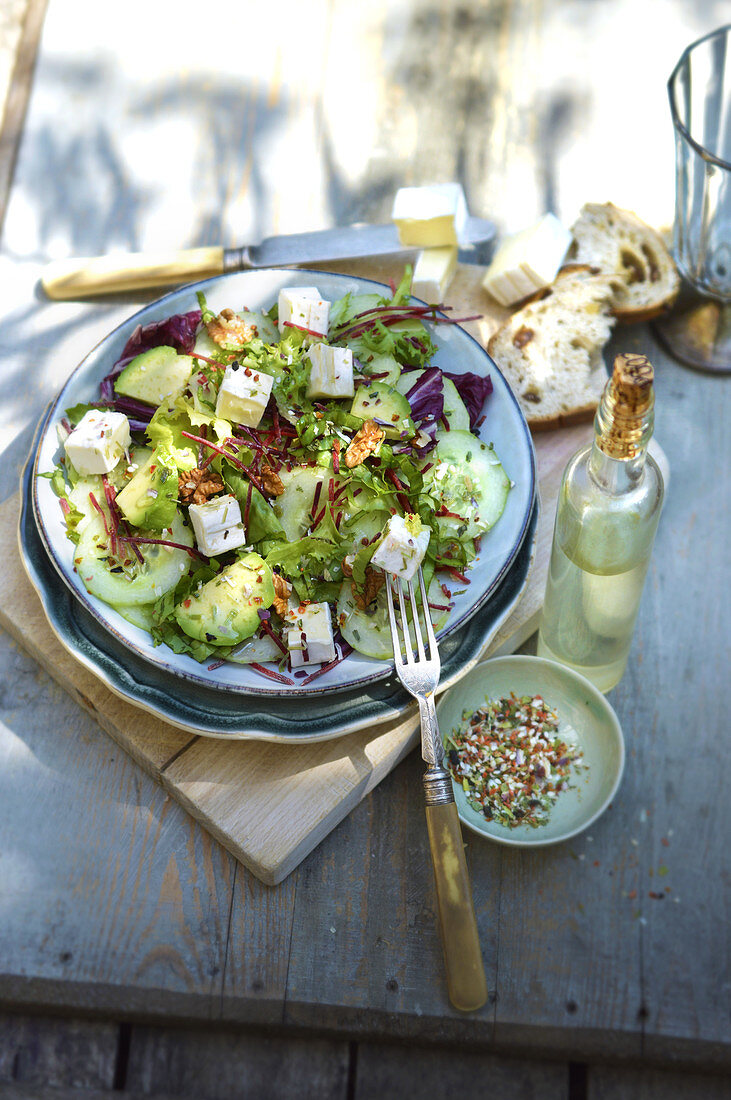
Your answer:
[537,353,664,692]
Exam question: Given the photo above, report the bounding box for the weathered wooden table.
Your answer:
[0,2,729,1097]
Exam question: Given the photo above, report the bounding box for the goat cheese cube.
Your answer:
[286,601,336,667]
[188,494,247,557]
[278,287,330,341]
[305,343,354,399]
[392,184,468,247]
[215,361,274,427]
[371,514,430,581]
[64,410,131,475]
[482,213,571,306]
[412,245,458,303]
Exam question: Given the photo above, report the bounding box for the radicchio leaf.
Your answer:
[404,366,444,426]
[114,309,201,369]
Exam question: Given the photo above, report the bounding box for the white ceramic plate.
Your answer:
[436,655,625,846]
[32,269,536,697]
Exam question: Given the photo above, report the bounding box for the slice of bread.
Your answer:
[487,267,618,430]
[568,203,680,322]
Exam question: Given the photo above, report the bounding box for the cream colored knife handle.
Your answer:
[41,246,226,299]
[425,799,488,1012]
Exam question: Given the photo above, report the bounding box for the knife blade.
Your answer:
[41,218,496,300]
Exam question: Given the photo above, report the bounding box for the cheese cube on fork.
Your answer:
[371,514,430,581]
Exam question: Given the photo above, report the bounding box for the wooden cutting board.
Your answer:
[0,260,598,884]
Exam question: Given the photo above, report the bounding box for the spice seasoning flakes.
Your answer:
[445,693,587,828]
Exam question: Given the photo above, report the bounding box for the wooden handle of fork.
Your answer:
[425,799,488,1012]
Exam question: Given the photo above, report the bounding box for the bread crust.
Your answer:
[569,202,680,321]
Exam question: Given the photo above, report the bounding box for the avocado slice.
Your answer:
[115,447,179,531]
[114,346,195,407]
[174,553,275,646]
[350,381,415,440]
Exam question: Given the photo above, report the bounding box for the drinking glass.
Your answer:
[655,25,731,372]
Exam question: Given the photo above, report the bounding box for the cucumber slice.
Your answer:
[68,476,106,530]
[329,293,383,331]
[337,577,451,660]
[337,581,393,659]
[423,429,510,539]
[227,633,284,665]
[341,506,390,551]
[75,511,193,606]
[442,378,470,431]
[350,381,414,439]
[115,604,156,632]
[394,370,470,431]
[273,466,349,541]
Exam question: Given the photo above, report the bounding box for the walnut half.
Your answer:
[178,467,225,505]
[206,308,257,350]
[272,572,291,617]
[344,419,385,468]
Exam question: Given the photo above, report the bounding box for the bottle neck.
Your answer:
[588,378,655,492]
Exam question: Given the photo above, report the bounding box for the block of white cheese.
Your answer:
[64,410,131,475]
[215,361,274,427]
[392,184,468,247]
[286,601,336,667]
[371,514,430,581]
[482,213,572,306]
[411,246,458,303]
[278,287,330,341]
[305,343,354,400]
[188,494,247,556]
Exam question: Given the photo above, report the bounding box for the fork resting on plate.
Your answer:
[385,568,487,1012]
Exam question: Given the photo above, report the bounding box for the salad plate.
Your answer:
[21,434,538,740]
[32,269,536,697]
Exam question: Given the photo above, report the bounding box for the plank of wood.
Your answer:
[354,1041,567,1100]
[588,1064,731,1100]
[0,1013,118,1089]
[124,1026,350,1100]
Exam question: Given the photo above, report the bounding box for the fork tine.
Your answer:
[395,577,414,663]
[417,567,438,656]
[384,575,404,667]
[407,579,426,662]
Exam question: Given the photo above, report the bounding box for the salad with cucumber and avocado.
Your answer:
[43,268,511,686]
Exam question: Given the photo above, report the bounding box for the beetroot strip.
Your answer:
[250,662,294,685]
[121,534,207,560]
[259,620,288,656]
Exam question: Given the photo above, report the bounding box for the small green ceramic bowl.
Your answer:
[436,655,625,847]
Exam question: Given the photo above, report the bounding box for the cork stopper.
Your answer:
[596,353,655,459]
[610,353,654,416]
